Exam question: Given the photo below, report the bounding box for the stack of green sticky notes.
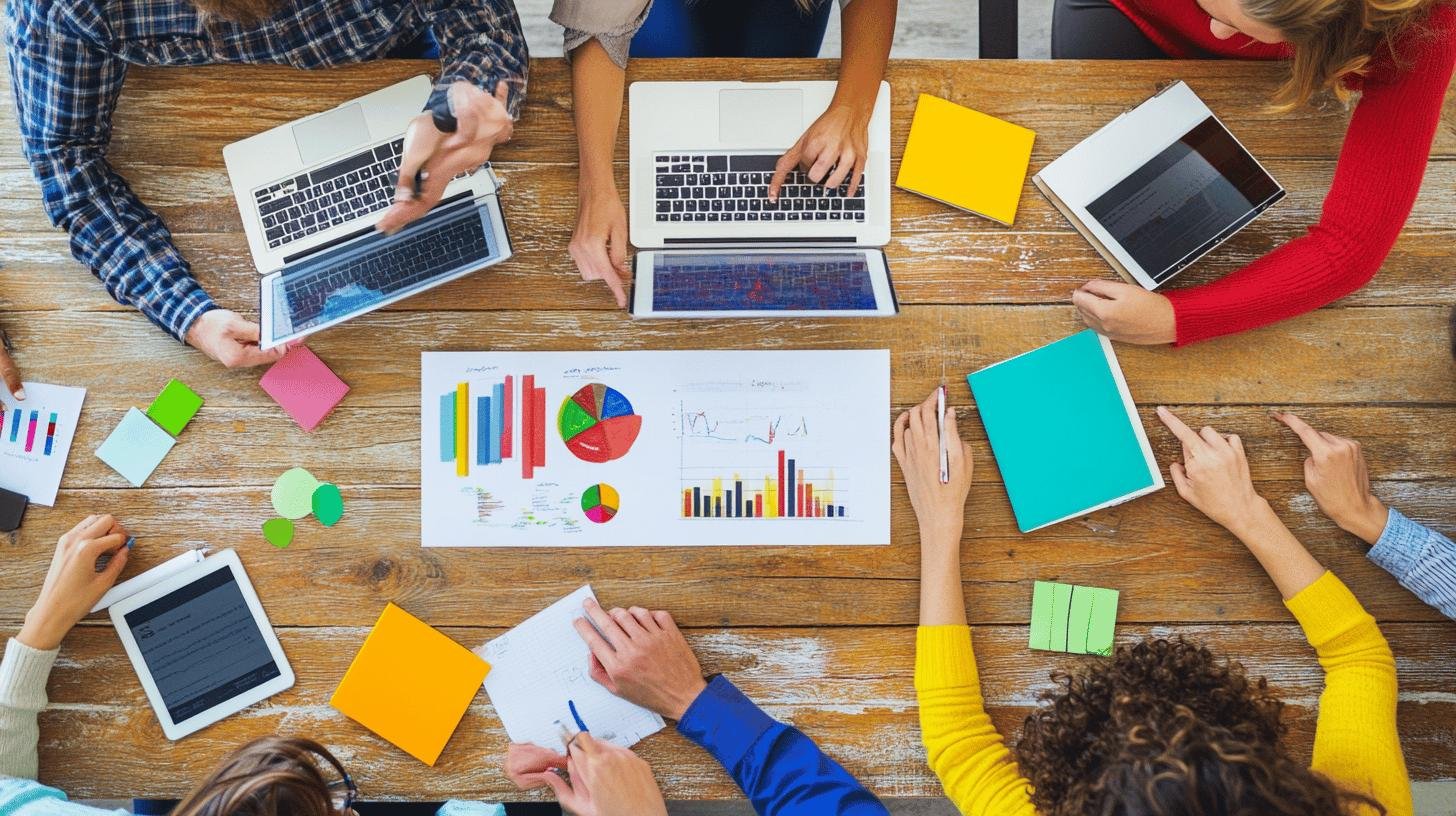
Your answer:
[1030,580,1119,656]
[147,379,203,437]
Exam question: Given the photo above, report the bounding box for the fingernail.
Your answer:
[14,388,25,401]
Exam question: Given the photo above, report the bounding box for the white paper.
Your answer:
[420,350,891,547]
[479,585,665,751]
[0,382,87,506]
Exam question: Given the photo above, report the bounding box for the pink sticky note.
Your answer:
[259,347,349,432]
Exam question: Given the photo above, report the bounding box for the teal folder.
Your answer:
[968,330,1162,532]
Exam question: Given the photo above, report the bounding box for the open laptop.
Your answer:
[627,81,898,318]
[223,75,512,349]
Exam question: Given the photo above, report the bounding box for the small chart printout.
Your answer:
[420,350,890,547]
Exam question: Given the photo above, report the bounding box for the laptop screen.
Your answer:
[1084,116,1283,284]
[650,251,879,312]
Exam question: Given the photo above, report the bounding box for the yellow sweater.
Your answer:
[915,571,1411,816]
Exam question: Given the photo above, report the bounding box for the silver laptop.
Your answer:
[223,75,512,348]
[627,81,898,318]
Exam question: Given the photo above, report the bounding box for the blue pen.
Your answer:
[568,699,589,733]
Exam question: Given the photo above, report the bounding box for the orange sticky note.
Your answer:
[331,603,490,765]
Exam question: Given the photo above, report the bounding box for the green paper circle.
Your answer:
[271,467,320,519]
[262,517,294,549]
[312,482,344,527]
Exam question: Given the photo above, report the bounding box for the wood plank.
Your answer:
[31,624,1456,800]
[3,480,1450,627]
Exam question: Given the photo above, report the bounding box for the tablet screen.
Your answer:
[651,252,878,311]
[122,565,282,723]
[1085,116,1283,283]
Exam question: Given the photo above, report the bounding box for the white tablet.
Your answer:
[630,248,898,318]
[109,549,294,740]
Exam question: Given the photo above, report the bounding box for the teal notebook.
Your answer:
[968,330,1162,532]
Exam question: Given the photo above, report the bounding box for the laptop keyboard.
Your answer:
[282,201,490,329]
[653,153,867,223]
[254,140,404,249]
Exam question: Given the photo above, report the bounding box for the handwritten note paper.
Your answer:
[1030,580,1119,656]
[479,585,665,751]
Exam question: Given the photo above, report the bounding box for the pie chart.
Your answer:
[558,383,643,463]
[581,483,620,524]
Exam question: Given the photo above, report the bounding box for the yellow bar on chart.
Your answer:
[455,382,470,477]
[711,477,723,516]
[764,476,778,518]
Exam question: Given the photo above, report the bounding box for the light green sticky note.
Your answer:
[271,467,320,519]
[1029,581,1055,650]
[1084,587,1120,656]
[1047,582,1073,651]
[146,379,203,437]
[1067,586,1095,654]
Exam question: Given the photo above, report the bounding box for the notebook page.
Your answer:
[479,585,665,751]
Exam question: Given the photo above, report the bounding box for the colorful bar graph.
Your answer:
[442,377,520,476]
[682,450,846,520]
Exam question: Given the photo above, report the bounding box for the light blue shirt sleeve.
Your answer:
[435,802,505,816]
[1368,507,1456,620]
[0,779,126,816]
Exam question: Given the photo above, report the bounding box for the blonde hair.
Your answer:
[1240,0,1445,108]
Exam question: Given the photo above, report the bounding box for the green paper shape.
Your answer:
[146,379,203,437]
[1029,580,1119,657]
[312,482,344,527]
[263,517,294,548]
[271,467,320,519]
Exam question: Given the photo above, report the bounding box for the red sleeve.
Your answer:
[1165,6,1456,346]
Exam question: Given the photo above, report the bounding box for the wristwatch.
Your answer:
[429,92,458,134]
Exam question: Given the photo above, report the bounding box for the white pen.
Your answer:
[937,385,949,484]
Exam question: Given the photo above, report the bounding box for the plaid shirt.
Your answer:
[4,0,528,341]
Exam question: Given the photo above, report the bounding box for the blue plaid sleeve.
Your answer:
[4,0,215,342]
[1368,507,1456,620]
[425,0,530,118]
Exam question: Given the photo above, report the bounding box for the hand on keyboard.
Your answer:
[569,184,632,308]
[769,102,871,203]
[377,81,513,235]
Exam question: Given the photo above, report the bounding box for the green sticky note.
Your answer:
[1029,581,1119,656]
[312,482,344,527]
[968,330,1160,532]
[271,467,321,520]
[263,517,294,548]
[146,379,203,437]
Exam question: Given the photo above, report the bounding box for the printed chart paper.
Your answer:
[479,585,665,751]
[421,350,891,547]
[0,382,86,506]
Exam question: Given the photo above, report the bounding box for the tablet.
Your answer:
[110,549,294,740]
[630,248,898,318]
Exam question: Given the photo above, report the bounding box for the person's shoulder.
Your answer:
[6,0,114,41]
[1382,3,1456,72]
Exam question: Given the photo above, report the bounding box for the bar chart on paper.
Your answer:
[0,383,86,507]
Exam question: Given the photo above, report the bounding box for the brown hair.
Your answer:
[170,737,346,816]
[188,0,284,25]
[1240,0,1444,108]
[1014,637,1385,816]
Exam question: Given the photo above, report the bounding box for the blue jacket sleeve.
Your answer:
[1368,507,1456,620]
[676,675,888,816]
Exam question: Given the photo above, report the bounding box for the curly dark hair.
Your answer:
[1015,637,1385,816]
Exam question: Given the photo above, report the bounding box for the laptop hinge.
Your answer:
[663,235,855,245]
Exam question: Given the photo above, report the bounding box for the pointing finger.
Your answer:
[768,144,803,203]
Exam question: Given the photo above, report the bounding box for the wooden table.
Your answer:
[1,57,1453,802]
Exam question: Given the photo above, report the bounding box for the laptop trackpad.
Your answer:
[719,89,803,147]
[293,103,370,166]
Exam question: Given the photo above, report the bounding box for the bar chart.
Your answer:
[1,408,59,456]
[681,449,847,519]
[438,375,546,478]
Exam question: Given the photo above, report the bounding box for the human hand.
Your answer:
[533,732,667,816]
[505,742,571,791]
[1273,411,1388,544]
[568,183,631,308]
[1072,280,1176,345]
[892,389,973,553]
[185,309,288,369]
[18,514,131,651]
[572,598,706,721]
[769,102,871,202]
[1157,407,1270,536]
[377,81,513,234]
[0,329,23,400]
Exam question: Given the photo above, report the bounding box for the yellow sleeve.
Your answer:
[1284,572,1412,816]
[915,626,1038,816]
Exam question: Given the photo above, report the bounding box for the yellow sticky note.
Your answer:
[895,93,1036,225]
[331,603,490,765]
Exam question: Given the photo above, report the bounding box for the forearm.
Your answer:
[833,0,896,111]
[569,40,626,193]
[0,639,59,780]
[430,0,530,116]
[919,528,967,626]
[1229,502,1326,600]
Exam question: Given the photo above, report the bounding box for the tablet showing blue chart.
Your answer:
[651,251,879,311]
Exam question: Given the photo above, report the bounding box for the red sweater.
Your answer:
[1107,1,1456,345]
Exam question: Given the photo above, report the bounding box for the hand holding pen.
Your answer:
[893,389,974,554]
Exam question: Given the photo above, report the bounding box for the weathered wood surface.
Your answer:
[1,57,1453,799]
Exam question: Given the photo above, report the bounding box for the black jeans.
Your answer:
[1051,0,1168,59]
